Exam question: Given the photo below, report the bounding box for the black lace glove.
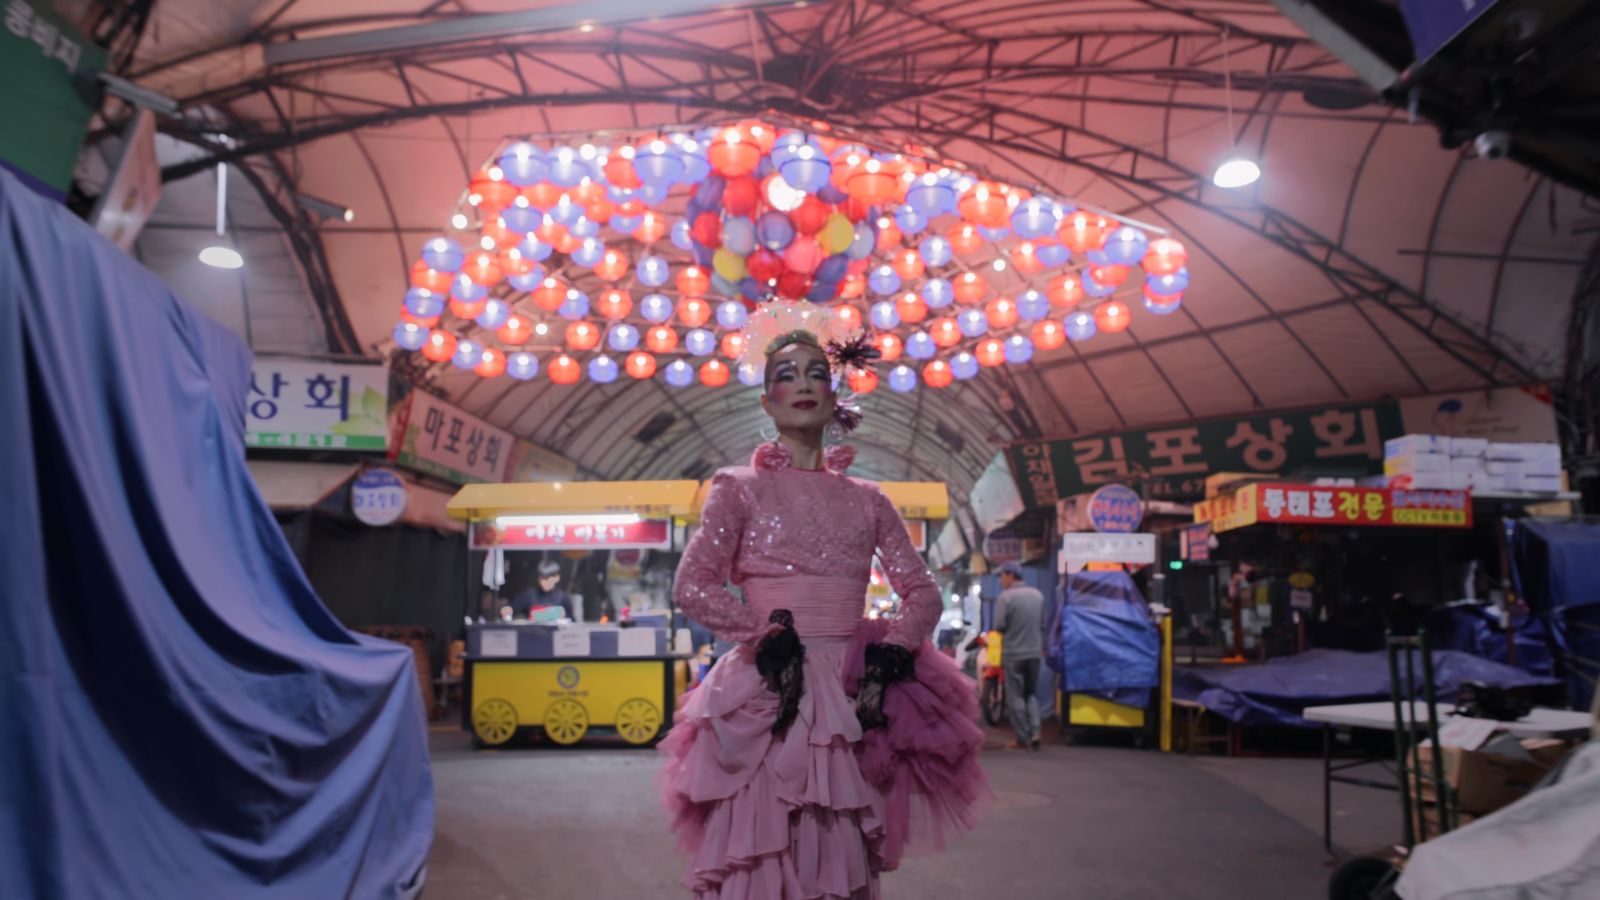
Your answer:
[755,609,805,737]
[855,642,915,731]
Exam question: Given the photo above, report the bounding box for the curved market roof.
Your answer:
[104,0,1597,512]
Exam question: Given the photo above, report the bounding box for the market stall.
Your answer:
[447,480,699,747]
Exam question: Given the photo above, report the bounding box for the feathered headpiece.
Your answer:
[741,301,881,432]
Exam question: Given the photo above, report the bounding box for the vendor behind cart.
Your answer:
[510,559,572,620]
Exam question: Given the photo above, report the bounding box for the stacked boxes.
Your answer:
[1384,435,1564,495]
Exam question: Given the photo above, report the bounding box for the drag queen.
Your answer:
[659,303,986,898]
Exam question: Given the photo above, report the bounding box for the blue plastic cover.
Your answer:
[1514,520,1600,712]
[1053,571,1158,708]
[0,171,433,897]
[1172,648,1559,728]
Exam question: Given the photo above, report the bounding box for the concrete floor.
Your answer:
[423,726,1400,899]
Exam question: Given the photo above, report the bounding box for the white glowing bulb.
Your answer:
[992,258,1007,271]
[1213,156,1262,189]
[535,322,550,336]
[480,236,496,250]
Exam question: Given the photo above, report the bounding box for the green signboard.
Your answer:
[1006,386,1558,507]
[0,2,106,196]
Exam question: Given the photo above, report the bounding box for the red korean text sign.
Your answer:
[471,518,672,550]
[1202,483,1472,533]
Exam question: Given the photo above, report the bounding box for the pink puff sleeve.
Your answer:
[673,471,773,645]
[871,487,943,649]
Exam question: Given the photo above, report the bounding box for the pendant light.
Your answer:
[1213,27,1261,190]
[200,160,244,268]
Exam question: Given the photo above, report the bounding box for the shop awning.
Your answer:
[446,480,701,521]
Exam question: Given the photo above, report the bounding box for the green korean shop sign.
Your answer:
[0,2,107,197]
[1006,386,1559,507]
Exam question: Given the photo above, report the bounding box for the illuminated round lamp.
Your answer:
[1065,310,1097,342]
[1090,264,1130,288]
[645,325,678,354]
[498,315,533,345]
[640,293,674,324]
[882,250,921,284]
[919,234,953,268]
[777,144,831,193]
[399,308,440,329]
[1142,237,1188,275]
[736,360,763,387]
[447,298,487,321]
[421,237,465,272]
[475,347,507,378]
[888,364,918,393]
[558,288,590,320]
[421,330,457,363]
[607,323,641,353]
[498,246,536,278]
[1010,242,1044,276]
[462,251,503,286]
[534,214,569,245]
[1213,156,1261,189]
[876,217,903,253]
[1144,290,1184,316]
[663,359,696,388]
[626,351,658,380]
[677,265,711,298]
[546,148,593,188]
[404,287,445,319]
[905,331,936,360]
[410,260,454,293]
[1047,273,1084,308]
[846,158,898,204]
[761,173,804,214]
[563,320,600,351]
[839,273,865,299]
[708,128,761,177]
[548,353,581,385]
[867,264,901,297]
[451,338,482,371]
[929,317,962,348]
[947,223,984,256]
[592,248,629,283]
[603,149,643,189]
[1094,300,1132,334]
[632,254,669,289]
[516,234,554,263]
[633,211,668,243]
[596,288,633,320]
[827,145,867,191]
[1010,197,1059,239]
[716,300,750,330]
[522,182,563,210]
[720,332,748,360]
[587,354,619,384]
[699,359,732,387]
[677,297,712,328]
[1101,226,1150,267]
[974,340,1005,369]
[571,176,602,204]
[896,292,929,324]
[957,308,988,338]
[1004,334,1035,365]
[848,367,879,394]
[498,143,547,187]
[1016,289,1050,322]
[918,278,952,311]
[468,168,517,208]
[481,215,520,248]
[922,359,954,389]
[632,139,685,185]
[1035,241,1072,268]
[957,182,1009,228]
[873,333,904,362]
[953,271,986,305]
[1145,267,1191,297]
[869,301,900,331]
[896,205,928,236]
[393,321,428,351]
[904,173,955,218]
[1031,319,1066,351]
[833,304,863,332]
[684,328,716,357]
[507,351,539,381]
[1058,210,1108,254]
[985,297,1019,330]
[475,299,511,330]
[450,272,489,304]
[734,119,777,153]
[531,277,568,312]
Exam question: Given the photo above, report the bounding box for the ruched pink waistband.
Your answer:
[742,575,869,637]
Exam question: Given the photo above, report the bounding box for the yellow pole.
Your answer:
[1160,615,1174,752]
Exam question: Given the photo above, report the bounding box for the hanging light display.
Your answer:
[395,123,1198,390]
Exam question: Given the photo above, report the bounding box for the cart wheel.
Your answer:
[472,698,519,747]
[615,698,663,745]
[544,698,590,745]
[1328,855,1398,900]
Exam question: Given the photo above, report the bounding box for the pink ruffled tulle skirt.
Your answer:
[657,620,987,899]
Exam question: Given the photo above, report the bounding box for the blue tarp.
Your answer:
[0,170,433,897]
[1427,604,1554,678]
[1052,571,1159,708]
[1172,648,1559,728]
[1514,520,1600,712]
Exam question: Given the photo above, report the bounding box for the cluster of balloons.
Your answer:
[393,120,1192,391]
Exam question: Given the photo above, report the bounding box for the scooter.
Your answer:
[964,631,1006,727]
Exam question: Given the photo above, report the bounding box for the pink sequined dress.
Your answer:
[658,442,986,899]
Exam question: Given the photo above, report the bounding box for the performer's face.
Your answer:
[762,343,836,431]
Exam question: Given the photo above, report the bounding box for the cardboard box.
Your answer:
[1448,437,1488,458]
[1385,453,1451,475]
[1486,442,1561,461]
[1414,737,1569,816]
[1414,803,1476,841]
[1387,434,1450,457]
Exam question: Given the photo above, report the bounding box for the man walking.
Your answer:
[994,561,1047,751]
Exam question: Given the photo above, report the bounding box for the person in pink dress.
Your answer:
[658,306,987,899]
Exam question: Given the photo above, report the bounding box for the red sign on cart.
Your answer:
[471,518,672,550]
